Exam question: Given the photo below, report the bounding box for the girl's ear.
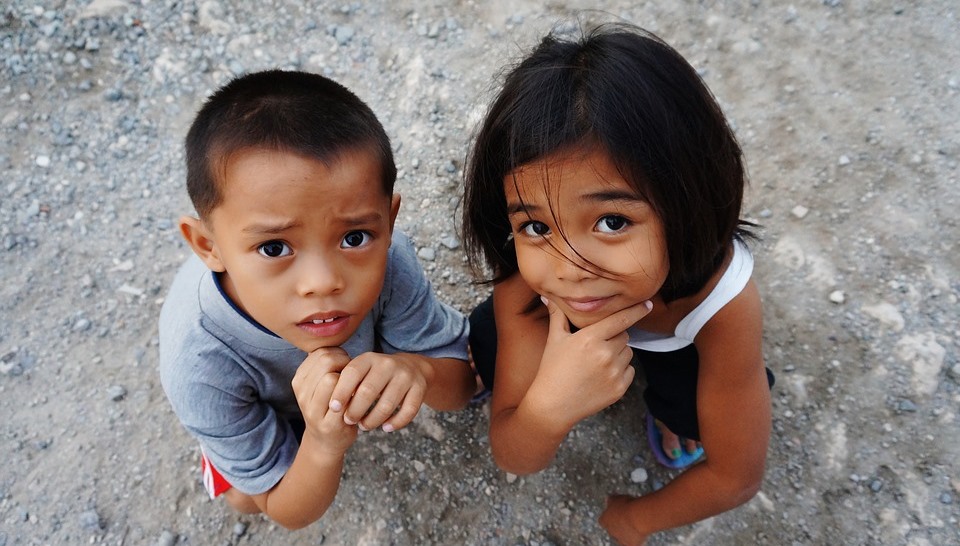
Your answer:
[179,215,226,272]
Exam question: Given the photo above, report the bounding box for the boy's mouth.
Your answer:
[297,312,351,338]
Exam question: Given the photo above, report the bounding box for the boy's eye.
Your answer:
[520,221,550,237]
[258,241,292,258]
[596,215,629,233]
[341,231,372,248]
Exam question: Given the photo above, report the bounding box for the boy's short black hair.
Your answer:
[462,23,751,302]
[186,69,396,218]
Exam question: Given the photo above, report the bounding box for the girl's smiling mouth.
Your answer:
[559,296,613,313]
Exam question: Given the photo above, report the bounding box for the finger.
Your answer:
[541,296,571,338]
[342,367,392,426]
[329,359,372,415]
[582,300,653,341]
[380,385,424,432]
[358,380,408,430]
[308,347,351,373]
[301,372,340,426]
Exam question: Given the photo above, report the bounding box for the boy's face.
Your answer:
[183,147,399,353]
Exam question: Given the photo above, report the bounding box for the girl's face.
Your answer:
[504,147,669,329]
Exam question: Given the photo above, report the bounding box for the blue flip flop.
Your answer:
[646,413,704,469]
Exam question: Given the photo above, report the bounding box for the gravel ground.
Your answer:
[1,1,958,545]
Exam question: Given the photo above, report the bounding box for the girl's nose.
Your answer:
[550,247,594,281]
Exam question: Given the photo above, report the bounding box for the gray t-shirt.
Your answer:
[159,230,469,495]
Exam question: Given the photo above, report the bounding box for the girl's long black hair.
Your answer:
[461,23,752,302]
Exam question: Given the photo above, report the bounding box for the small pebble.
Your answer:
[790,205,809,219]
[158,530,177,546]
[108,385,127,401]
[829,290,845,304]
[35,155,51,168]
[233,521,248,537]
[838,154,851,166]
[630,467,648,483]
[417,247,436,261]
[78,509,103,531]
[73,318,92,331]
[940,492,953,505]
[897,399,917,412]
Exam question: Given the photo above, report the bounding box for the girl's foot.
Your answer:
[645,413,704,469]
[653,418,700,461]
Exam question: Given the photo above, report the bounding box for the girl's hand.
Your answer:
[328,352,428,433]
[600,495,648,546]
[291,347,359,456]
[528,298,651,429]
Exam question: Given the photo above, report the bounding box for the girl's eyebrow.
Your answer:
[506,201,539,216]
[581,190,645,204]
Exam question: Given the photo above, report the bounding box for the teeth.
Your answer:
[312,317,336,324]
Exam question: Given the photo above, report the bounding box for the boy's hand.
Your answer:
[292,347,358,456]
[329,352,428,433]
[530,298,651,428]
[600,495,648,546]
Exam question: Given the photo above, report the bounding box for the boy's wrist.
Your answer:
[300,431,351,466]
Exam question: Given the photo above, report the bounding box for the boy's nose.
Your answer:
[296,255,345,297]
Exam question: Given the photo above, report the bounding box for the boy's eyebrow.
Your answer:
[242,220,302,235]
[241,212,385,235]
[339,211,384,227]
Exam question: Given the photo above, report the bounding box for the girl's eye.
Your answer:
[596,215,629,233]
[341,231,372,248]
[258,241,292,258]
[520,221,550,237]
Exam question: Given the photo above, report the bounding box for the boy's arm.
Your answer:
[247,348,359,529]
[599,280,771,544]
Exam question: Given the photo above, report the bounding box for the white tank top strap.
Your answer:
[627,239,753,352]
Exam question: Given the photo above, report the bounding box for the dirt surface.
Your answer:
[1,1,958,545]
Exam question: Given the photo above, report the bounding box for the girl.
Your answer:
[462,24,773,545]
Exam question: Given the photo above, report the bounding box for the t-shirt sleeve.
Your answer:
[160,341,298,496]
[375,231,470,360]
[158,265,298,496]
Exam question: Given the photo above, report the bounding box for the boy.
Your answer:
[159,70,474,529]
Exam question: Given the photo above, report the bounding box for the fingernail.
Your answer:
[343,416,355,425]
[644,300,653,310]
[540,296,549,306]
[329,400,342,412]
[382,423,394,433]
[358,423,368,432]
[671,448,681,459]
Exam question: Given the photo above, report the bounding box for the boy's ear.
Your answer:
[388,193,401,232]
[179,215,226,272]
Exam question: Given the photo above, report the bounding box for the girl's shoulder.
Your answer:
[492,273,549,325]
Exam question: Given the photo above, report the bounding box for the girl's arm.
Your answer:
[488,273,649,475]
[600,279,771,543]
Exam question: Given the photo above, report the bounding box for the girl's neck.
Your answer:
[637,243,734,334]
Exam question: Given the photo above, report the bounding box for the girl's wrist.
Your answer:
[519,386,578,438]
